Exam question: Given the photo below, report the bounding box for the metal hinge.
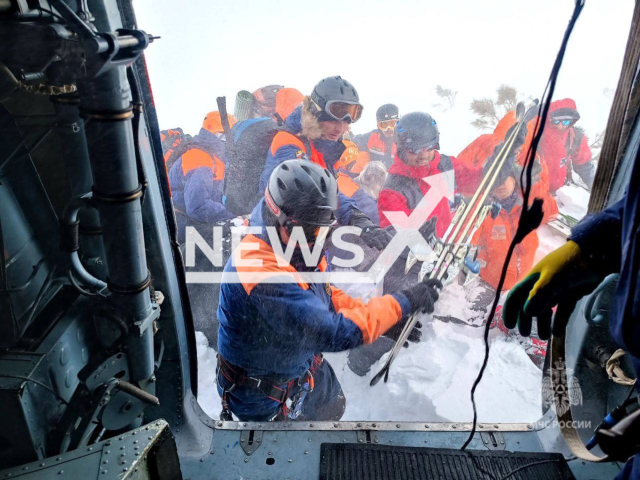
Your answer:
[240,430,264,455]
[481,431,506,450]
[357,430,380,444]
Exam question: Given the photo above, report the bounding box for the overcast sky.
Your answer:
[135,0,633,154]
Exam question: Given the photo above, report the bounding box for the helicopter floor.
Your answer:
[319,443,574,479]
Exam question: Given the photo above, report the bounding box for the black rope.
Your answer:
[127,66,148,204]
[461,0,585,452]
[36,6,66,22]
[60,219,80,252]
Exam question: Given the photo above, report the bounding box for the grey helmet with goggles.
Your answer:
[265,160,338,243]
[395,112,440,155]
[309,76,363,124]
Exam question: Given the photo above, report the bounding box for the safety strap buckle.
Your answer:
[249,377,262,389]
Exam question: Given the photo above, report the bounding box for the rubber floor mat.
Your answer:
[319,443,575,480]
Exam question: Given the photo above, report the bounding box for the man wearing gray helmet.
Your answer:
[216,159,442,421]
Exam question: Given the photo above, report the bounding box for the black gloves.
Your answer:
[418,217,438,239]
[403,278,442,315]
[349,210,392,250]
[386,278,443,347]
[385,317,423,346]
[451,193,464,210]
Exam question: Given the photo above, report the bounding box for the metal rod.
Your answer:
[116,379,160,406]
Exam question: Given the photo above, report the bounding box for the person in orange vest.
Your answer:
[354,104,399,168]
[169,111,238,244]
[260,76,392,251]
[457,109,558,224]
[470,157,539,293]
[168,111,240,348]
[252,85,305,123]
[456,122,548,366]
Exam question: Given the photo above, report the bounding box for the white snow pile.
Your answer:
[192,181,595,426]
[195,318,543,423]
[555,184,591,221]
[432,281,490,326]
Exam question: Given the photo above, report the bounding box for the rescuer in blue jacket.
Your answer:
[216,160,442,422]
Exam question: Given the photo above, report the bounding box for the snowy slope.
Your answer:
[196,319,543,423]
[194,182,590,425]
[326,318,542,423]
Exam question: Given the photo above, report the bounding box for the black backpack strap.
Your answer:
[438,154,457,190]
[165,138,197,173]
[566,127,584,159]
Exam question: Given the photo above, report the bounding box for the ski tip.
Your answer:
[369,366,388,387]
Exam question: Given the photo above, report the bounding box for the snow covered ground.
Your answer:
[555,184,591,221]
[195,186,591,424]
[196,315,544,424]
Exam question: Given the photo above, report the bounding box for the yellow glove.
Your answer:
[503,240,603,339]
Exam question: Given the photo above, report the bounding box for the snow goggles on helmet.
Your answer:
[378,119,398,131]
[552,118,573,126]
[313,99,363,123]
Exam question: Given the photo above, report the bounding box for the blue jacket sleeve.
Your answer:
[337,192,361,226]
[184,168,235,223]
[569,198,624,276]
[352,190,380,225]
[249,282,365,352]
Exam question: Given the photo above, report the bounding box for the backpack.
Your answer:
[160,129,192,174]
[222,117,282,216]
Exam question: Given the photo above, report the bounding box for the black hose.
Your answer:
[461,0,586,452]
